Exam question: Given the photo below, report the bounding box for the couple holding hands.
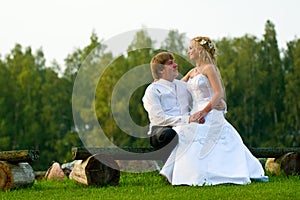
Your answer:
[142,36,268,186]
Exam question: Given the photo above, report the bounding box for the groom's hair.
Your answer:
[150,52,174,80]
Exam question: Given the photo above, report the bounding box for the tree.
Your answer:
[0,56,13,149]
[160,29,187,56]
[283,39,300,146]
[258,20,285,146]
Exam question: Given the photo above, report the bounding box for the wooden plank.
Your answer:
[72,147,300,160]
[0,150,39,162]
[248,147,300,158]
[72,147,163,160]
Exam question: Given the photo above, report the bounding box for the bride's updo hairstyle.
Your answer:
[192,36,217,65]
[192,36,226,102]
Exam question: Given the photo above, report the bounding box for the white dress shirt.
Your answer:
[142,78,192,135]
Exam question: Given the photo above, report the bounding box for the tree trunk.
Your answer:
[0,150,39,162]
[69,154,120,186]
[265,152,300,176]
[0,161,35,191]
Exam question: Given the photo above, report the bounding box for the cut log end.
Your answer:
[265,152,300,176]
[280,152,300,176]
[86,154,120,186]
[0,162,14,191]
[70,154,120,186]
[45,162,66,181]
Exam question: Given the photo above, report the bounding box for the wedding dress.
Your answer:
[160,74,268,186]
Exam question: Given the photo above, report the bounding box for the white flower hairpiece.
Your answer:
[199,39,207,45]
[197,39,214,49]
[208,42,214,49]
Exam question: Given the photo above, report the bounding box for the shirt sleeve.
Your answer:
[142,86,190,127]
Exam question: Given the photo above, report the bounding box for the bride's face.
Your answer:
[188,41,198,61]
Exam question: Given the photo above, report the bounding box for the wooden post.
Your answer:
[69,154,120,186]
[0,161,35,191]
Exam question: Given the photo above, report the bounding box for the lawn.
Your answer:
[0,172,299,200]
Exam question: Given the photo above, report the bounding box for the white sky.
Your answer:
[1,0,299,66]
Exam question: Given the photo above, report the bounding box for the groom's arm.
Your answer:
[142,86,191,127]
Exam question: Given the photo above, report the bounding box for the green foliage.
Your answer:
[0,44,81,170]
[283,39,300,146]
[0,21,300,170]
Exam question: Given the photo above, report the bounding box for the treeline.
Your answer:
[0,20,299,170]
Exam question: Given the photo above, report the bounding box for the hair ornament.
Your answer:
[196,39,214,49]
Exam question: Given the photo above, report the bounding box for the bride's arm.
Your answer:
[198,65,225,118]
[181,69,194,82]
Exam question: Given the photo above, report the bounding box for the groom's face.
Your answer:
[161,59,178,81]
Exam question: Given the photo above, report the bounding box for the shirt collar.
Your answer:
[157,79,175,87]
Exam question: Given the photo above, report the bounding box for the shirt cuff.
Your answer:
[181,115,190,125]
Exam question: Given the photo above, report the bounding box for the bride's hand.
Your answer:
[181,69,193,82]
[190,112,206,124]
[213,99,227,111]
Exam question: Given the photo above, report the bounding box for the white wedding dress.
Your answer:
[160,74,268,186]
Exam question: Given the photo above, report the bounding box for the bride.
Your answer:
[160,36,268,186]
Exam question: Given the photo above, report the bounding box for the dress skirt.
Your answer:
[160,110,267,186]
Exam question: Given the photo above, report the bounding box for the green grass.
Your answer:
[1,172,299,200]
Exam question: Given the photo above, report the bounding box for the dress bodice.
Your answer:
[187,74,214,112]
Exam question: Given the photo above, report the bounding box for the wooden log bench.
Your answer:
[0,150,39,191]
[248,147,300,176]
[69,147,163,186]
[72,147,166,161]
[72,147,300,160]
[69,146,300,186]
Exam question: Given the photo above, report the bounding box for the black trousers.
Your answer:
[150,126,178,163]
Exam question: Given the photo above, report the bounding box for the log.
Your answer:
[69,154,120,186]
[265,152,300,176]
[45,162,66,181]
[72,147,162,161]
[280,152,300,176]
[0,161,35,191]
[73,147,300,161]
[248,147,300,158]
[265,158,280,176]
[0,150,39,162]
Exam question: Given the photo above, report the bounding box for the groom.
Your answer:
[142,52,226,160]
[142,52,199,160]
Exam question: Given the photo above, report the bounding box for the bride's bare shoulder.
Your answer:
[202,64,218,76]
